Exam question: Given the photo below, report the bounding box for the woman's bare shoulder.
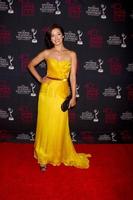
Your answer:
[67,50,77,59]
[66,49,76,55]
[39,49,53,59]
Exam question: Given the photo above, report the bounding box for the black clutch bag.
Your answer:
[61,95,72,112]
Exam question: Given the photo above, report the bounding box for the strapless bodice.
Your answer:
[46,58,71,80]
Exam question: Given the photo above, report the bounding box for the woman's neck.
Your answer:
[54,45,65,52]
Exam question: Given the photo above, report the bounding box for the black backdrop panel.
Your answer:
[0,0,133,143]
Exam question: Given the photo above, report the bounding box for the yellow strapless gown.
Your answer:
[34,58,91,169]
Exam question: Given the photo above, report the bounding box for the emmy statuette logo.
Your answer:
[101,4,107,19]
[7,0,14,14]
[121,33,127,48]
[111,132,117,142]
[31,28,37,43]
[55,0,61,15]
[93,109,99,122]
[71,132,77,142]
[97,58,104,73]
[8,108,14,121]
[77,30,83,45]
[8,55,14,70]
[30,83,36,96]
[76,84,80,98]
[29,131,35,141]
[116,85,122,99]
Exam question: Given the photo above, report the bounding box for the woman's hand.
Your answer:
[41,76,48,83]
[69,97,76,108]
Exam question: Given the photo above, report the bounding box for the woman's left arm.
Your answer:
[69,51,77,108]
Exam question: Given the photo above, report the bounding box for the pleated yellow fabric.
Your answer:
[34,58,91,169]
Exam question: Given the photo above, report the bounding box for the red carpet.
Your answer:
[0,143,133,200]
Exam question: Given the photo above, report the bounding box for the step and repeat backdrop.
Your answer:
[0,0,133,143]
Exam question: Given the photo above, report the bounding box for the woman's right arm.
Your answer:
[28,50,48,83]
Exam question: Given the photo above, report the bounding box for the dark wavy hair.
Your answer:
[44,24,65,49]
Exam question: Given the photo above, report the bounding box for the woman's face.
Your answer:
[51,28,64,46]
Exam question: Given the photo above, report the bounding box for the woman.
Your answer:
[28,24,91,171]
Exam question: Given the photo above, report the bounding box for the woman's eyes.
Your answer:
[51,33,61,37]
